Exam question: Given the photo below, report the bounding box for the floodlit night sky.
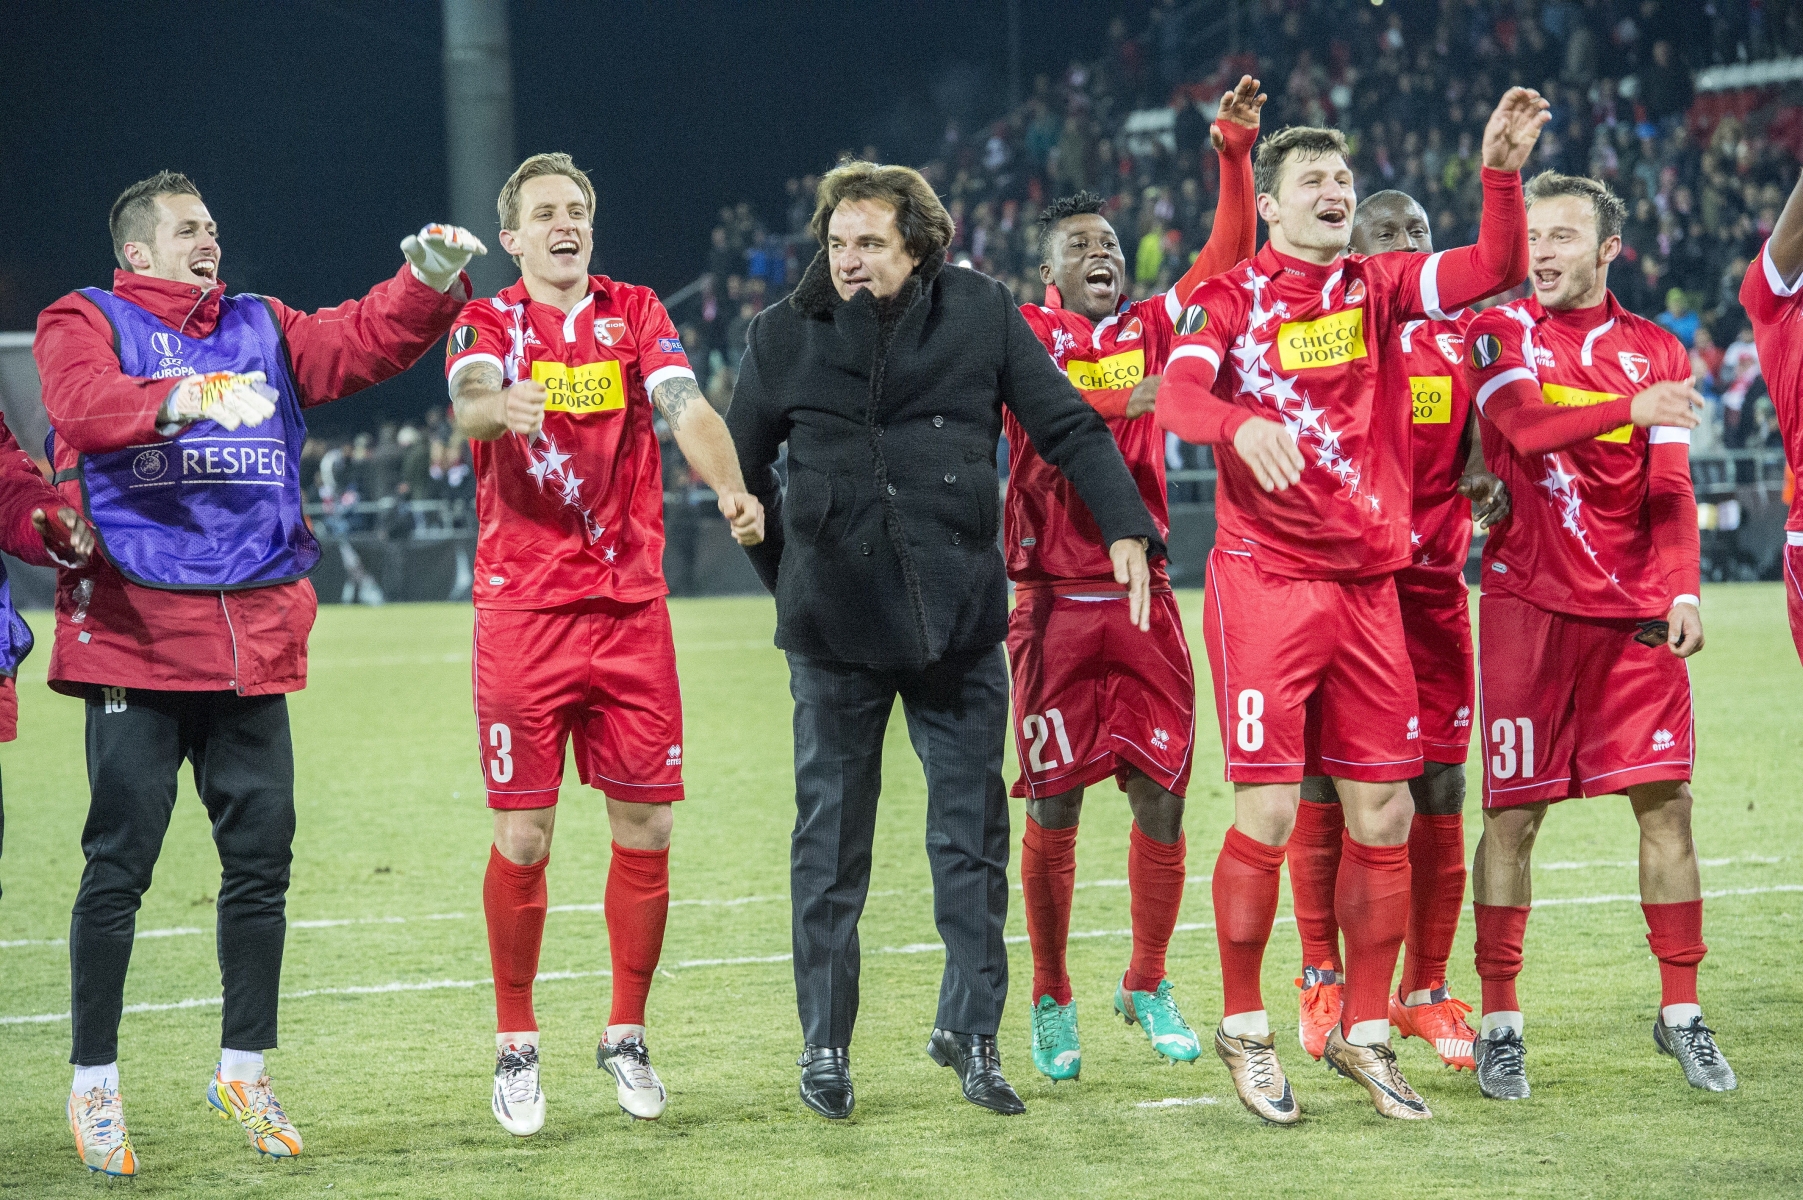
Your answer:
[2,0,1147,429]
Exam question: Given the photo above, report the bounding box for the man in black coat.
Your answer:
[728,160,1163,1120]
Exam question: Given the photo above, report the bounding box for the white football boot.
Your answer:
[492,1040,546,1136]
[597,1032,667,1120]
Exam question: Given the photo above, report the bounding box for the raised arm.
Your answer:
[274,259,473,407]
[1174,75,1265,301]
[1766,167,1803,287]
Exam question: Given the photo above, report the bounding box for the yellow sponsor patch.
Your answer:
[1277,307,1367,371]
[1065,347,1146,391]
[1411,375,1453,424]
[533,358,624,413]
[1541,382,1631,443]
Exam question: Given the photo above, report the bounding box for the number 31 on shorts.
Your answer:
[1489,717,1535,779]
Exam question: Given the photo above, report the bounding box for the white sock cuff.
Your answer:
[72,1063,119,1094]
[1346,1019,1391,1047]
[1661,1003,1703,1028]
[605,1023,647,1045]
[1480,1010,1525,1038]
[1220,1010,1269,1039]
[497,1031,539,1051]
[218,1048,265,1083]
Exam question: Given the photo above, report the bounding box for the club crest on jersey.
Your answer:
[1619,351,1651,383]
[1175,304,1208,336]
[1470,332,1503,369]
[1118,316,1143,342]
[1343,278,1366,305]
[594,317,627,346]
[1436,332,1463,364]
[449,325,479,355]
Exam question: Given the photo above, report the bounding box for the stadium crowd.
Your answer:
[313,0,1803,525]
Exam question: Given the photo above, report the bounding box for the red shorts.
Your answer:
[1007,588,1195,798]
[1477,591,1692,809]
[472,598,685,809]
[1202,549,1423,785]
[1396,571,1475,764]
[1786,537,1803,669]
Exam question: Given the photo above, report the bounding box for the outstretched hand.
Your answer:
[402,224,488,293]
[1212,75,1267,149]
[1481,87,1551,172]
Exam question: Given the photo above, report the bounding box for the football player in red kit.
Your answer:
[1287,190,1511,1073]
[1464,171,1734,1100]
[1739,171,1803,667]
[445,154,764,1135]
[1010,74,1263,1083]
[1155,89,1547,1122]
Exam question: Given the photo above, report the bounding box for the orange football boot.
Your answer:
[1388,984,1476,1071]
[1294,963,1342,1061]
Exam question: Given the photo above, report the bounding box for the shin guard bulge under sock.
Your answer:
[1124,825,1186,994]
[1473,903,1531,1016]
[605,842,670,1027]
[1287,800,1345,972]
[1642,899,1706,1008]
[1021,818,1078,1005]
[1335,834,1410,1033]
[1402,811,1467,994]
[1213,826,1287,1018]
[484,845,549,1034]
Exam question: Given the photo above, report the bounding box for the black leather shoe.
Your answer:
[926,1028,1025,1114]
[798,1045,853,1119]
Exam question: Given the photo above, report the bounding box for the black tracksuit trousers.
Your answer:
[69,687,294,1066]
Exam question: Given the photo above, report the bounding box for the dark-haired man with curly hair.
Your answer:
[1008,75,1263,1085]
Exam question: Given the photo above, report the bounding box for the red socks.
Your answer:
[1124,826,1187,993]
[1287,799,1345,972]
[1402,812,1467,994]
[1334,834,1410,1032]
[606,843,670,1027]
[1474,903,1531,1014]
[1021,819,1078,1005]
[1642,899,1706,1007]
[1213,826,1287,1017]
[484,845,549,1033]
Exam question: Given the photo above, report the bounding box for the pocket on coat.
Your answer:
[784,464,835,543]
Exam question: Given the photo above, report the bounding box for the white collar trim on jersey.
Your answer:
[1580,317,1617,366]
[561,292,596,344]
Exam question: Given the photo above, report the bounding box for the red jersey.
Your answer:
[1397,311,1476,585]
[1008,290,1183,588]
[1740,239,1803,531]
[445,275,693,610]
[1158,168,1525,581]
[1467,293,1699,619]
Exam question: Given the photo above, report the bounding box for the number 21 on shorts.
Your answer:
[1489,717,1535,779]
[1021,708,1074,772]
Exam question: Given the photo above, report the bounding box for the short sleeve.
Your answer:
[1465,306,1538,416]
[629,290,696,397]
[1741,239,1803,328]
[445,300,509,385]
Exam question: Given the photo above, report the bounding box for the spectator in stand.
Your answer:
[1657,288,1700,347]
[1720,324,1764,447]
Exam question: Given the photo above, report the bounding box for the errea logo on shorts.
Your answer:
[1406,716,1420,740]
[1454,706,1471,728]
[1152,727,1170,750]
[1652,729,1675,751]
[667,743,683,766]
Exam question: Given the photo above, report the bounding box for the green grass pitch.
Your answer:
[1,585,1800,1198]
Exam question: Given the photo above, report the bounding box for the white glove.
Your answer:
[401,224,487,292]
[161,371,278,432]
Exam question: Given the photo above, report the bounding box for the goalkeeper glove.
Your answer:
[160,371,278,432]
[401,224,488,292]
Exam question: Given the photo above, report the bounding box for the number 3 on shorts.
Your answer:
[488,722,514,783]
[1235,689,1264,752]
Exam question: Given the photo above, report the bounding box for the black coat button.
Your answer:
[932,416,944,428]
[887,484,897,496]
[860,542,871,555]
[944,473,956,484]
[951,532,962,545]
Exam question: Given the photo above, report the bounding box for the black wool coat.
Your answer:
[727,249,1163,669]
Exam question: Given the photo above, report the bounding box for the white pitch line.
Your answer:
[1137,1096,1221,1108]
[1,859,1790,953]
[14,880,1800,1029]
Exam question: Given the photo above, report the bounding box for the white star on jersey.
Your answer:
[523,430,609,548]
[1535,454,1618,583]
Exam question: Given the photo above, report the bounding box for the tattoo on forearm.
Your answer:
[652,376,704,434]
[452,362,502,402]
